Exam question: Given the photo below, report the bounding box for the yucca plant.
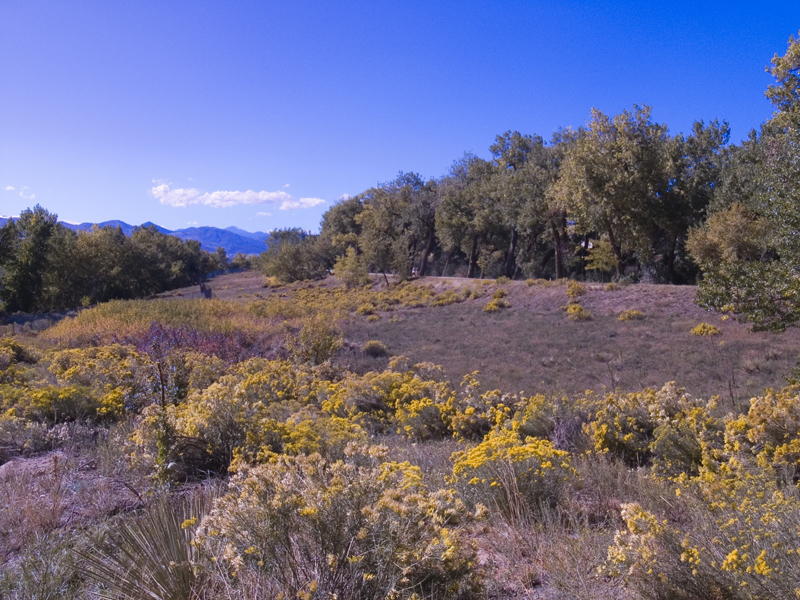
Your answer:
[78,493,208,600]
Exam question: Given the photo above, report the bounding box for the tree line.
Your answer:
[262,31,800,333]
[264,107,729,286]
[0,206,225,313]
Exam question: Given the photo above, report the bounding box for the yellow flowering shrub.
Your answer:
[513,391,596,450]
[483,297,510,312]
[323,365,453,440]
[195,446,483,600]
[0,338,38,384]
[691,322,721,336]
[2,384,104,423]
[430,289,465,306]
[451,427,575,521]
[443,372,516,441]
[585,383,719,474]
[605,459,800,600]
[566,303,591,320]
[566,280,587,299]
[49,344,154,416]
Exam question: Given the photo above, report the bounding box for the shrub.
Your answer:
[195,447,483,600]
[356,303,375,315]
[619,309,645,321]
[286,314,343,365]
[443,372,516,441]
[566,304,591,321]
[430,289,464,306]
[451,427,575,523]
[691,322,721,336]
[605,461,800,600]
[566,280,586,299]
[79,495,208,600]
[525,278,536,286]
[462,287,483,299]
[605,281,621,291]
[492,288,507,299]
[496,276,511,285]
[361,340,389,357]
[483,298,510,312]
[584,383,718,475]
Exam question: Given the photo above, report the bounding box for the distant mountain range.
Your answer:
[0,217,271,255]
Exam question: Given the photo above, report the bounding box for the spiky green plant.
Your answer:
[78,494,207,600]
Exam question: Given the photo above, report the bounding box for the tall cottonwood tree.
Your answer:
[553,105,670,277]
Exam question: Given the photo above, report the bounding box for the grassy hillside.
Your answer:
[4,272,800,599]
[165,272,800,406]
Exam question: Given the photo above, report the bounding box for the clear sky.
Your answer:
[1,1,798,233]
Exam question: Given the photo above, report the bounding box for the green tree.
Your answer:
[0,205,58,312]
[259,228,331,283]
[436,154,503,278]
[553,105,670,278]
[689,31,800,330]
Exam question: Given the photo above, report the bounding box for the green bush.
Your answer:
[361,340,389,357]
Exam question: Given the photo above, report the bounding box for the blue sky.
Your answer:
[1,1,797,233]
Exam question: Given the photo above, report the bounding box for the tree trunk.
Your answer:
[467,236,479,279]
[665,236,677,283]
[550,219,565,280]
[441,251,451,277]
[504,229,518,278]
[419,229,436,277]
[607,227,625,278]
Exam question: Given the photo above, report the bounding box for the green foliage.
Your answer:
[0,208,218,313]
[332,246,370,287]
[584,238,618,273]
[258,229,332,283]
[0,205,58,312]
[689,33,800,331]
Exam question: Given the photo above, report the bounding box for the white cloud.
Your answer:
[257,211,272,217]
[283,183,290,188]
[187,221,199,226]
[279,197,326,211]
[18,186,35,200]
[4,186,14,191]
[150,183,325,211]
[340,193,351,201]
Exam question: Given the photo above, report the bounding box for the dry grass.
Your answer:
[0,451,141,560]
[345,279,800,405]
[155,272,800,405]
